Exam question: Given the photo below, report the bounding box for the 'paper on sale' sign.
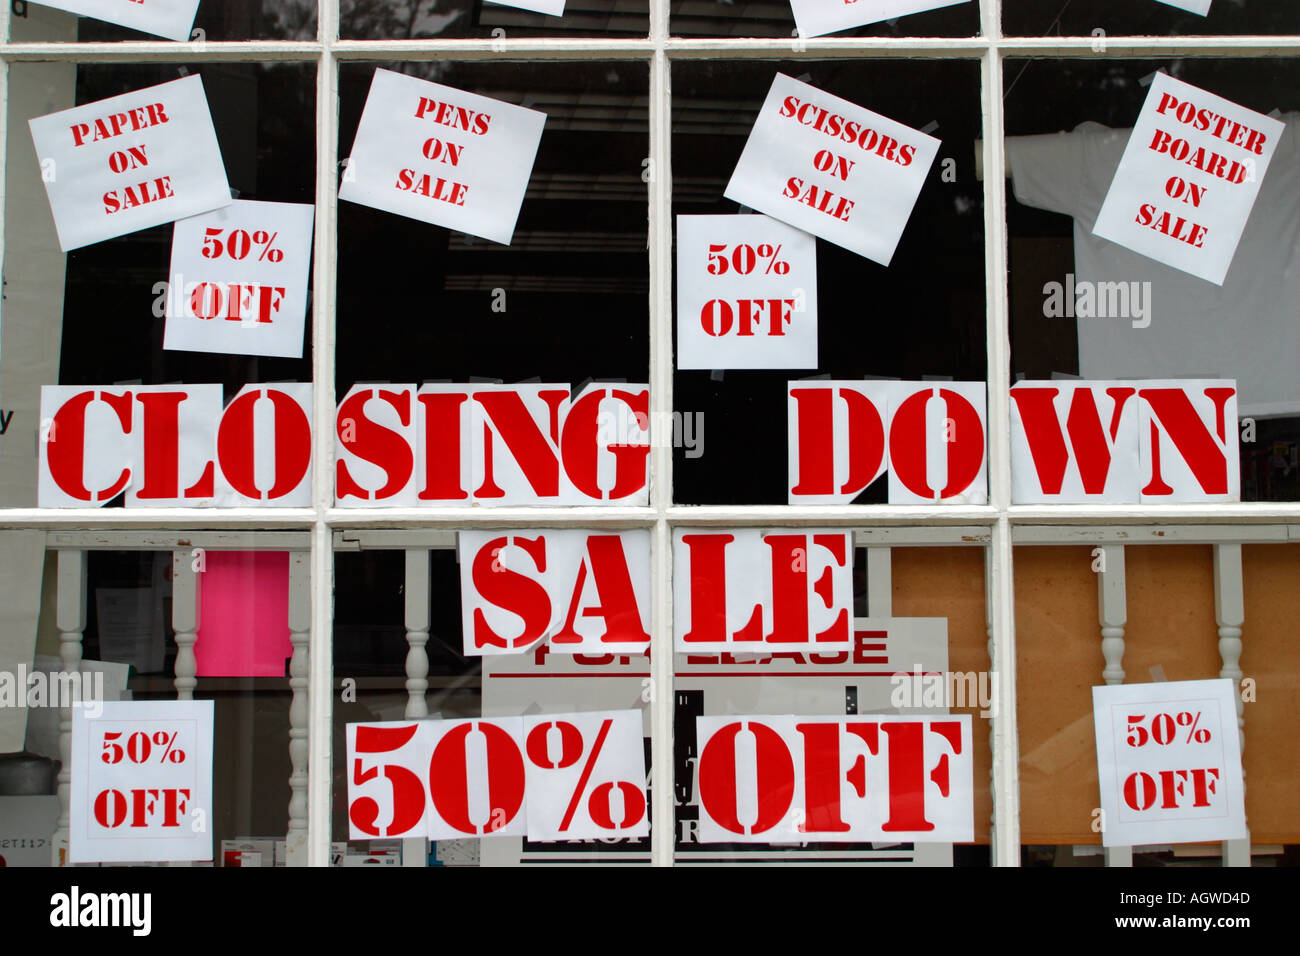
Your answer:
[29,74,232,251]
[164,199,315,359]
[1092,679,1245,847]
[676,214,818,370]
[1092,73,1282,285]
[340,69,546,245]
[32,0,202,42]
[789,0,970,39]
[725,73,939,266]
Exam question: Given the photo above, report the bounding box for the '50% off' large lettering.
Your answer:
[346,711,648,842]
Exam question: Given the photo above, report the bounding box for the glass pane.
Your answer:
[672,540,991,864]
[672,59,986,505]
[1004,57,1300,502]
[671,0,980,39]
[2,61,316,509]
[340,0,648,40]
[0,534,307,867]
[9,0,317,43]
[1004,0,1300,38]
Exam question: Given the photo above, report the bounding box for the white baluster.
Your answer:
[1097,545,1131,867]
[172,550,200,701]
[285,551,311,866]
[984,551,996,855]
[403,548,431,867]
[1213,543,1249,867]
[52,549,86,867]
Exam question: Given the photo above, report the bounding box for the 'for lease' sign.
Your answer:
[725,73,938,266]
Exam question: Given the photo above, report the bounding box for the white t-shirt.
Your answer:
[1008,116,1300,417]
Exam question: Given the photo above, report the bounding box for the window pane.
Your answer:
[8,0,317,43]
[1004,0,1300,38]
[671,0,980,39]
[340,0,648,40]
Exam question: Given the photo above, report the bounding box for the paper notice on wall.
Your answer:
[194,551,292,677]
[1092,73,1282,285]
[487,0,565,15]
[458,530,650,656]
[789,0,969,38]
[95,588,165,674]
[163,200,314,359]
[32,0,202,41]
[1092,679,1245,846]
[725,73,938,266]
[676,214,818,370]
[1154,0,1211,15]
[70,699,214,862]
[340,69,546,245]
[29,74,232,251]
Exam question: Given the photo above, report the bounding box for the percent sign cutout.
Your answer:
[101,729,187,764]
[1127,711,1213,747]
[202,227,285,263]
[707,242,791,276]
[524,713,648,840]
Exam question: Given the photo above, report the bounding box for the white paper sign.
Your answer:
[522,711,648,841]
[790,0,969,39]
[1154,0,1211,15]
[459,529,650,656]
[1137,379,1239,503]
[1010,381,1141,504]
[695,715,973,843]
[487,0,565,15]
[33,0,202,42]
[340,69,546,245]
[725,73,938,266]
[673,529,853,653]
[70,699,214,863]
[29,74,232,251]
[676,214,818,370]
[163,200,314,359]
[1093,73,1282,285]
[1092,679,1245,847]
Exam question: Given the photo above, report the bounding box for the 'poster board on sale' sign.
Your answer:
[1092,73,1282,285]
[789,0,970,39]
[29,74,232,251]
[340,69,547,245]
[725,73,939,266]
[33,0,202,42]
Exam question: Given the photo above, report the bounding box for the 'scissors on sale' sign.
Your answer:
[34,0,202,42]
[1092,679,1245,847]
[788,0,970,39]
[725,73,939,266]
[1092,73,1282,285]
[29,74,232,251]
[340,69,546,245]
[676,214,818,370]
[164,199,315,359]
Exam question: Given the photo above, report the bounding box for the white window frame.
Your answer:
[1,0,1297,867]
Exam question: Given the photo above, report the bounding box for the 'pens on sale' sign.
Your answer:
[788,0,970,39]
[1092,679,1245,846]
[1092,73,1282,285]
[163,199,315,359]
[694,715,973,843]
[676,214,818,370]
[340,69,546,245]
[33,0,202,42]
[346,711,647,842]
[29,74,232,251]
[70,700,214,863]
[725,73,939,266]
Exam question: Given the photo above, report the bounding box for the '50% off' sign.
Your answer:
[1092,678,1246,846]
[164,199,315,359]
[676,214,818,370]
[347,710,648,841]
[70,700,214,863]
